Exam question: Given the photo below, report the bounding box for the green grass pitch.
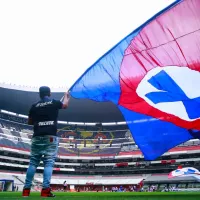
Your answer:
[0,192,200,200]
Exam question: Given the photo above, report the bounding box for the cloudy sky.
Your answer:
[0,0,174,90]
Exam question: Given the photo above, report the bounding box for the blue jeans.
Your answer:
[24,136,59,189]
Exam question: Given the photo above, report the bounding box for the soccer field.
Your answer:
[0,192,200,200]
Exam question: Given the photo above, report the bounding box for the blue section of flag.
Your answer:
[118,105,193,160]
[185,169,196,174]
[69,31,140,104]
[188,129,200,139]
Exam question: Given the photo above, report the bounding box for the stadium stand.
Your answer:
[1,113,200,191]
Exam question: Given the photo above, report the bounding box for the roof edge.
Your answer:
[0,82,66,93]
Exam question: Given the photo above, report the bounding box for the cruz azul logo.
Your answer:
[136,66,200,129]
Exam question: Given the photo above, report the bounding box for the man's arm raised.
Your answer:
[61,91,70,109]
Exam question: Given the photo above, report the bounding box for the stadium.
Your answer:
[0,86,200,199]
[1,0,200,199]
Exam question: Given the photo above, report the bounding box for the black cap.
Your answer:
[39,86,51,99]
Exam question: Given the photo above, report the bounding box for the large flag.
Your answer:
[169,167,200,181]
[70,0,200,160]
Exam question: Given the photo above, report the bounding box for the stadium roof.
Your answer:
[0,84,125,123]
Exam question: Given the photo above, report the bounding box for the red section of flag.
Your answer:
[119,0,200,129]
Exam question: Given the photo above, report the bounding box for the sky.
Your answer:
[0,0,175,90]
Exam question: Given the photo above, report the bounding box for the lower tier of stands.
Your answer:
[1,136,200,158]
[0,170,200,192]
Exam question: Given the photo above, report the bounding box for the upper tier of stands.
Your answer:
[0,112,128,131]
[0,117,130,156]
[0,115,200,157]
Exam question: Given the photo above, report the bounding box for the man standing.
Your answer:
[22,86,70,197]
